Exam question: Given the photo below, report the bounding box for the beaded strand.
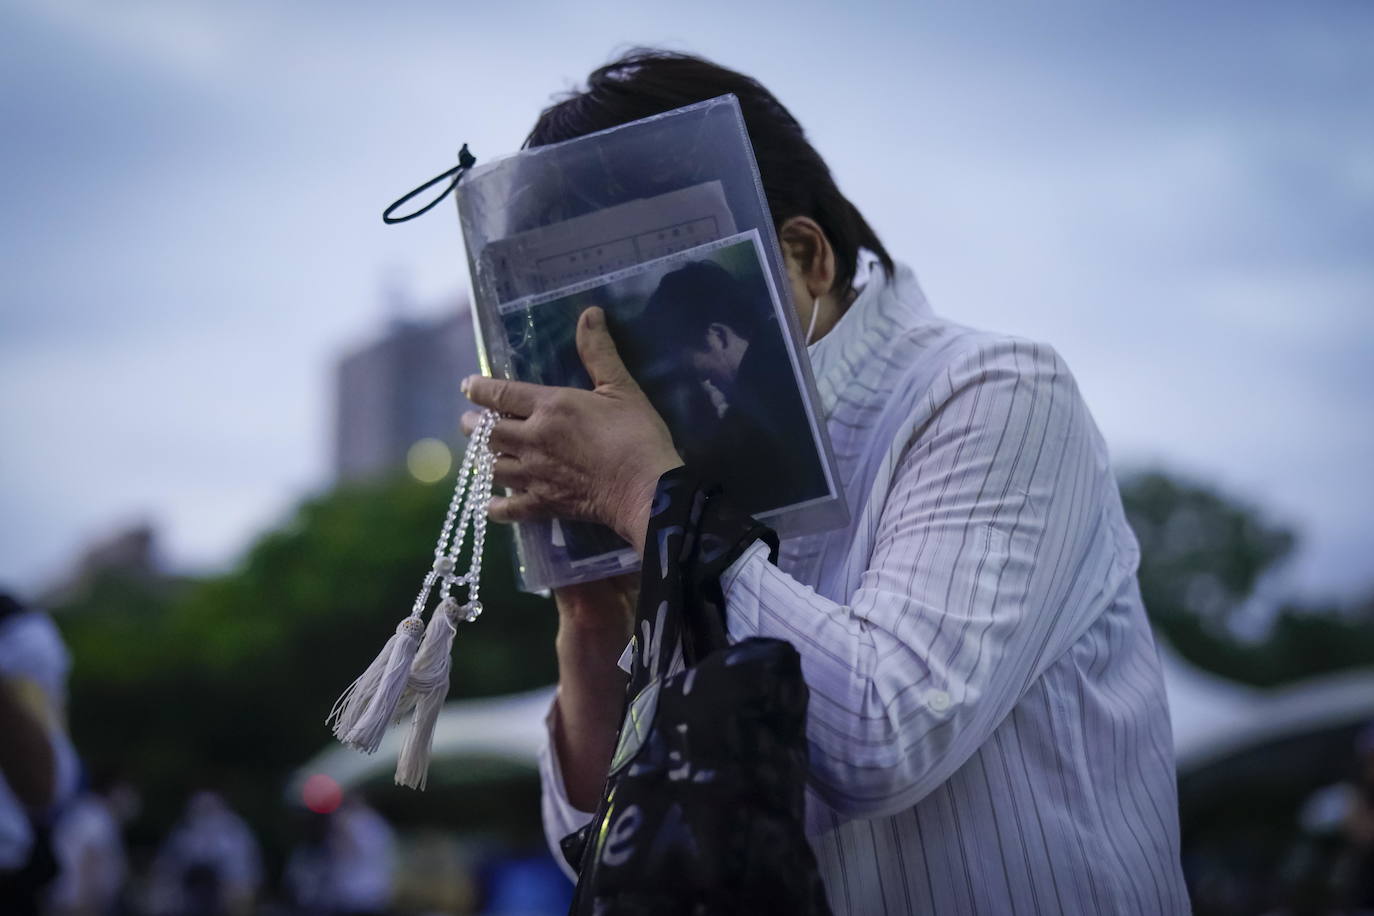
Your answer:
[416,409,496,621]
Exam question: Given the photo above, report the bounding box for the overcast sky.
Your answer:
[2,0,1370,607]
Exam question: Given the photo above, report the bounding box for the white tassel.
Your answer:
[394,598,460,720]
[328,408,498,787]
[395,599,462,789]
[332,615,425,753]
[327,620,407,740]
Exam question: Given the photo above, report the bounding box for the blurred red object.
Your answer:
[302,773,342,814]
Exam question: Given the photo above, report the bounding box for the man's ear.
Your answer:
[705,322,731,350]
[778,216,838,299]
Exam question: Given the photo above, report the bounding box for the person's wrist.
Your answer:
[553,576,636,630]
[612,458,681,554]
[555,605,632,664]
[555,595,629,629]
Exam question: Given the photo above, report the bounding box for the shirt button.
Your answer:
[927,690,951,713]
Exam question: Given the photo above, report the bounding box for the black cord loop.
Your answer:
[382,144,477,224]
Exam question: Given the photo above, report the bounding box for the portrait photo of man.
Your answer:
[641,258,830,517]
[495,231,836,570]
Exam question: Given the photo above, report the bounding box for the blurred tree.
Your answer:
[1120,469,1374,687]
[50,473,559,855]
[47,467,1373,865]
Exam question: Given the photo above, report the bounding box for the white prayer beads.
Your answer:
[328,407,499,788]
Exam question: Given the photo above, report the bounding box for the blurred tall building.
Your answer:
[333,305,482,481]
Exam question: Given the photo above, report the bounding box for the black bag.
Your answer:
[561,469,832,915]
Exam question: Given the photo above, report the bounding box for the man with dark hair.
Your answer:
[525,50,894,313]
[464,49,1188,914]
[644,259,826,514]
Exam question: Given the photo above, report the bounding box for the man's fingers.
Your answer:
[491,456,523,488]
[463,375,544,417]
[487,493,543,523]
[489,416,529,454]
[461,411,530,455]
[576,307,635,390]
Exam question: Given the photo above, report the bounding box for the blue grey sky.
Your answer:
[2,1,1371,605]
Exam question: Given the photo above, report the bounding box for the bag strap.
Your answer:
[625,469,693,693]
[680,486,778,665]
[628,469,777,688]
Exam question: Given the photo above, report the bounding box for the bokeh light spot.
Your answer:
[302,773,342,814]
[407,438,452,483]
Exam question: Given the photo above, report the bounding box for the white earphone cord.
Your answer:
[805,297,821,346]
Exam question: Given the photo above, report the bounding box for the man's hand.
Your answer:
[462,306,682,555]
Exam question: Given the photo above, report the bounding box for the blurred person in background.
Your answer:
[390,830,475,915]
[0,591,78,916]
[327,794,395,916]
[147,790,261,916]
[45,767,130,916]
[284,808,335,915]
[1276,723,1374,914]
[284,794,395,916]
[1343,724,1374,909]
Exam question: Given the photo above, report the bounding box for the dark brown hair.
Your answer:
[646,260,768,343]
[525,49,894,299]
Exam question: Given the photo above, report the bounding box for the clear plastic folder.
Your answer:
[456,95,847,591]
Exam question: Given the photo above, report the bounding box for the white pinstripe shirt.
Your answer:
[541,260,1190,914]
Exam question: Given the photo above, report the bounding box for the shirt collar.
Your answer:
[806,254,932,415]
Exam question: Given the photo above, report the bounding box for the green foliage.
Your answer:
[51,473,558,847]
[1120,469,1374,686]
[48,465,1373,853]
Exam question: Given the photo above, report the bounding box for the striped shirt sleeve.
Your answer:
[721,339,1116,827]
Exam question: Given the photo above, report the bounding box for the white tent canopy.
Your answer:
[293,645,1374,794]
[291,686,555,796]
[1160,642,1374,771]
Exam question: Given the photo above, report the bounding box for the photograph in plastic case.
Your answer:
[497,229,835,570]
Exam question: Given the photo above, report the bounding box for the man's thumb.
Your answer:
[576,307,634,389]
